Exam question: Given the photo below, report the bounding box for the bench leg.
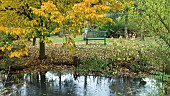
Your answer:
[104,39,106,45]
[86,39,88,45]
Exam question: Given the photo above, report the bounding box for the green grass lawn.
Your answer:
[48,35,115,44]
[31,35,113,46]
[47,35,159,47]
[49,35,86,42]
[31,35,162,51]
[48,35,112,42]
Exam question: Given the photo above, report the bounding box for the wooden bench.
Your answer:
[85,31,107,45]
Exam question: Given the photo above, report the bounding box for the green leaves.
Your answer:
[62,36,76,54]
[130,0,170,36]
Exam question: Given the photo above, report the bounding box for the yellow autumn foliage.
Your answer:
[0,0,134,58]
[0,26,9,34]
[0,47,5,52]
[52,28,60,34]
[7,45,12,51]
[84,0,99,4]
[0,26,28,36]
[10,28,26,36]
[9,48,28,58]
[41,1,57,12]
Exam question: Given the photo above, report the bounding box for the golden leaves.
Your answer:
[43,37,52,44]
[10,28,26,36]
[109,1,123,12]
[0,26,27,36]
[30,7,47,17]
[93,5,110,12]
[107,18,113,22]
[9,51,22,58]
[85,8,96,14]
[84,0,98,3]
[62,36,76,54]
[9,48,28,58]
[52,28,60,34]
[0,26,29,58]
[0,47,5,52]
[0,42,28,58]
[41,1,58,13]
[0,0,133,59]
[7,45,12,51]
[72,1,111,26]
[30,1,64,25]
[0,26,9,34]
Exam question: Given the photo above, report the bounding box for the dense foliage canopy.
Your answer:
[0,0,127,58]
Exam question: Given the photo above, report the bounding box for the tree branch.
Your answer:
[157,13,170,33]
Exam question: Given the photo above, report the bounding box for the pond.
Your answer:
[0,69,164,96]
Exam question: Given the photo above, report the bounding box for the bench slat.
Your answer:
[87,38,105,40]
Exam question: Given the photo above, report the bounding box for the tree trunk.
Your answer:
[39,39,46,60]
[40,72,46,95]
[124,8,128,39]
[140,31,145,41]
[59,72,62,88]
[33,37,36,46]
[28,38,31,41]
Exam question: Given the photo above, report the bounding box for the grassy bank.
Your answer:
[1,36,169,79]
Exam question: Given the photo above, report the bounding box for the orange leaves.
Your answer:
[7,45,12,51]
[0,42,12,52]
[52,28,60,34]
[41,1,58,13]
[72,1,111,25]
[30,7,47,17]
[0,26,29,58]
[85,8,96,14]
[0,27,27,36]
[41,1,64,23]
[50,15,64,24]
[0,26,27,36]
[9,48,28,58]
[10,28,26,36]
[84,0,99,4]
[93,5,110,12]
[30,1,64,24]
[129,1,135,5]
[0,47,5,52]
[107,18,113,22]
[0,41,28,58]
[73,2,86,14]
[0,26,9,34]
[9,51,23,58]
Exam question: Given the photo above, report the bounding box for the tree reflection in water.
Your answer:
[0,70,164,96]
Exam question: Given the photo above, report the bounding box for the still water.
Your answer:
[0,70,162,96]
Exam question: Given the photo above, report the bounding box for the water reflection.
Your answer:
[0,70,164,96]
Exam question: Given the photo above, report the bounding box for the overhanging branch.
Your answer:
[157,13,170,33]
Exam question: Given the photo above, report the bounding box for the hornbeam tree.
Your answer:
[30,1,64,59]
[0,0,128,60]
[0,27,30,58]
[0,0,34,58]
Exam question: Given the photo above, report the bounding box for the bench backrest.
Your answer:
[86,31,106,38]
